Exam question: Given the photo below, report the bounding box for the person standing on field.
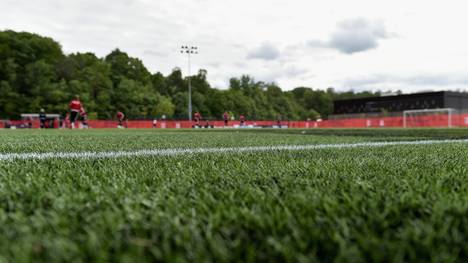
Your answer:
[69,95,82,129]
[194,111,201,128]
[117,111,125,128]
[223,111,229,127]
[239,114,245,126]
[80,107,89,129]
[39,109,47,129]
[65,112,70,129]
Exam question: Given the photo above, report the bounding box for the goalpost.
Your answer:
[403,108,456,128]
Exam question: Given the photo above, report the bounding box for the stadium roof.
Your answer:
[333,91,468,114]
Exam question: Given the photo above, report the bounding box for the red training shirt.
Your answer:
[69,100,82,112]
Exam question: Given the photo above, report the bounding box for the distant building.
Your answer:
[333,91,468,115]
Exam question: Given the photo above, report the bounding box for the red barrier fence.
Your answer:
[2,114,468,129]
[316,114,468,128]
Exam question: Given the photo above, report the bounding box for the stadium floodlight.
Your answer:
[403,108,456,128]
[180,46,198,121]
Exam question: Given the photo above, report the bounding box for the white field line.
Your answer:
[1,139,468,162]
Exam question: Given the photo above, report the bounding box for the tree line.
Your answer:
[0,30,383,120]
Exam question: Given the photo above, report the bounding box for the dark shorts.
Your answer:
[70,111,79,123]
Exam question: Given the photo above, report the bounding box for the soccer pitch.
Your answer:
[1,129,468,262]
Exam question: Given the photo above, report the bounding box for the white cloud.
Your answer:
[247,42,281,61]
[329,18,388,54]
[1,0,468,92]
[341,73,468,92]
[308,18,389,54]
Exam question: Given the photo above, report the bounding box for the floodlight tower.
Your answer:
[180,46,198,121]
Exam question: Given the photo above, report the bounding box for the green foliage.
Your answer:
[0,30,382,120]
[105,49,151,86]
[153,96,175,118]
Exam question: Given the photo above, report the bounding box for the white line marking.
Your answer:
[1,139,468,161]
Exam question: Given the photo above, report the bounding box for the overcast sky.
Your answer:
[1,0,468,92]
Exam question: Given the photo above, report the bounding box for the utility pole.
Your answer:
[180,46,198,121]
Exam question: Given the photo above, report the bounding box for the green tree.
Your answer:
[0,81,19,118]
[105,49,151,86]
[0,29,393,121]
[153,96,175,118]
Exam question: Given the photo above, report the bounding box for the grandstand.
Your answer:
[333,91,468,116]
[328,91,468,128]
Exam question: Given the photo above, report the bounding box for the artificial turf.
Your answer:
[0,128,468,262]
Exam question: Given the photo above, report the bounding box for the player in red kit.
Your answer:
[117,111,125,128]
[193,111,201,128]
[69,95,82,129]
[223,111,229,127]
[64,112,70,128]
[80,107,89,129]
[239,115,245,127]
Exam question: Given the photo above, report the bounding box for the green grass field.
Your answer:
[1,128,468,262]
